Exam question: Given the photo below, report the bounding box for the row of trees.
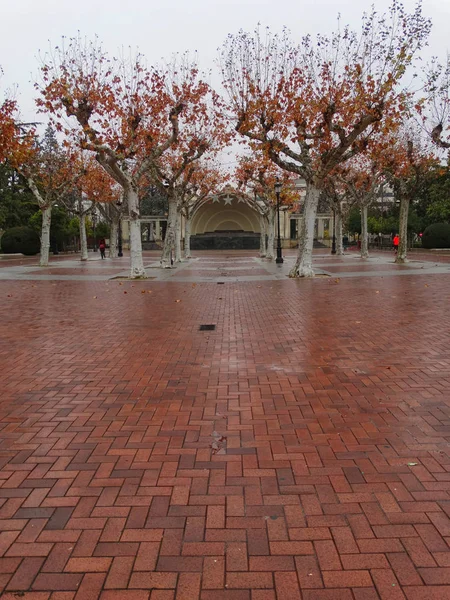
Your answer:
[1,2,450,277]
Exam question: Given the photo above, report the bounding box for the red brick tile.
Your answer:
[417,567,450,584]
[388,553,423,585]
[269,541,314,555]
[182,542,224,556]
[157,557,203,572]
[302,591,353,600]
[104,556,134,589]
[129,572,178,588]
[249,556,295,571]
[73,573,106,600]
[134,542,160,571]
[371,569,405,600]
[7,543,53,557]
[331,527,359,554]
[341,553,389,570]
[32,573,83,591]
[295,555,323,588]
[274,572,301,600]
[100,593,149,600]
[203,557,225,589]
[323,570,372,588]
[247,530,269,556]
[227,542,248,571]
[403,588,450,599]
[64,558,112,574]
[314,540,342,570]
[226,572,273,589]
[206,506,225,529]
[6,557,45,590]
[200,592,249,600]
[176,573,201,599]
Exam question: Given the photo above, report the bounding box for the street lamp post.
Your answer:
[274,179,283,264]
[331,206,337,255]
[115,199,124,257]
[92,211,98,252]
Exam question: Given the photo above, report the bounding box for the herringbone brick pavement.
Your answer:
[1,269,450,599]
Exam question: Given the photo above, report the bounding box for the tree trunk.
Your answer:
[80,213,88,261]
[184,216,192,259]
[396,196,409,263]
[360,205,369,259]
[175,209,182,263]
[161,197,177,268]
[39,205,52,267]
[109,217,118,258]
[336,211,344,255]
[290,185,320,278]
[127,187,146,278]
[259,214,267,257]
[266,208,276,260]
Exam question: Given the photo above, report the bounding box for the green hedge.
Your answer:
[1,226,40,255]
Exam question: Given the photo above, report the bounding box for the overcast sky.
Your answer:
[2,0,449,124]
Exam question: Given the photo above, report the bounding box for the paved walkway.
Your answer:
[1,251,450,599]
[1,249,450,282]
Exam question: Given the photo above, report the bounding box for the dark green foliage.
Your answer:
[140,185,168,216]
[422,223,450,249]
[0,164,38,229]
[347,207,361,235]
[1,226,40,255]
[29,206,74,251]
[95,221,110,240]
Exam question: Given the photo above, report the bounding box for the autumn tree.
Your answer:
[61,153,120,260]
[235,153,299,259]
[220,3,431,277]
[37,37,215,278]
[175,160,226,259]
[320,175,357,255]
[382,126,438,262]
[424,55,450,157]
[5,123,83,266]
[145,74,228,267]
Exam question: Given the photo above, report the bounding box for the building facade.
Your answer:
[121,191,334,250]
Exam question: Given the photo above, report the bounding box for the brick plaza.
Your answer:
[1,250,450,599]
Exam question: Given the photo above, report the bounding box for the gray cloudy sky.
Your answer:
[2,0,450,122]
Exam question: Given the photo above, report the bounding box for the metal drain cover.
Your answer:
[199,324,216,331]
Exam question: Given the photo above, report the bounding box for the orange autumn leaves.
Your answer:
[37,38,230,179]
[220,5,432,185]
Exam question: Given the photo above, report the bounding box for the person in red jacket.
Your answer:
[99,240,106,259]
[393,234,399,253]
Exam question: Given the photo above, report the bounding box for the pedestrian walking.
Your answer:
[393,234,399,254]
[99,239,106,259]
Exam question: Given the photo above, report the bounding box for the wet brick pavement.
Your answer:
[1,251,450,598]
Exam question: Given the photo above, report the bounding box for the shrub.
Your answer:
[421,223,450,249]
[1,226,40,255]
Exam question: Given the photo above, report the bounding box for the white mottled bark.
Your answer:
[109,218,118,258]
[360,205,369,259]
[161,197,177,268]
[266,208,275,260]
[184,217,192,259]
[80,213,88,261]
[336,212,344,255]
[259,214,267,257]
[40,205,52,267]
[127,187,146,278]
[290,185,320,278]
[175,209,182,263]
[396,196,409,263]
